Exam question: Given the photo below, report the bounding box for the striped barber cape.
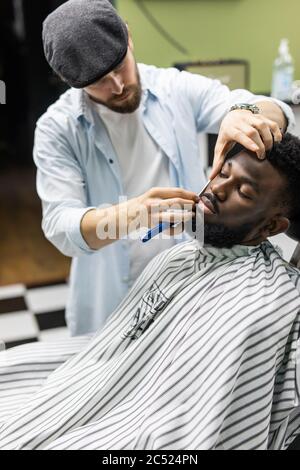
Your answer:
[0,240,300,450]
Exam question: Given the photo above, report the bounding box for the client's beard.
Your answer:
[185,207,253,248]
[202,221,254,248]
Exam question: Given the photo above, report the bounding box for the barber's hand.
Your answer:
[136,187,199,233]
[210,110,283,180]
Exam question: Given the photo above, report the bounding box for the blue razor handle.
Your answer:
[141,221,177,243]
[140,180,211,243]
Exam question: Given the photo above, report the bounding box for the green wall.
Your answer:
[117,0,300,93]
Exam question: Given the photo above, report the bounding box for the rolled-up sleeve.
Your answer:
[176,71,295,133]
[33,113,97,257]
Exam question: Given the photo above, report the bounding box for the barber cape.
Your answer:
[0,240,300,450]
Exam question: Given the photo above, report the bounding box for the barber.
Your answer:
[36,0,294,335]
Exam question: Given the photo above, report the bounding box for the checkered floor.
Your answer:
[0,282,70,349]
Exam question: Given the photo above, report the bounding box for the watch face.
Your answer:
[231,104,259,114]
[249,105,260,114]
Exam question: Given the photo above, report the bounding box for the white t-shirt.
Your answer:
[95,94,176,285]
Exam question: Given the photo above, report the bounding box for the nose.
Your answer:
[210,178,228,202]
[109,73,124,95]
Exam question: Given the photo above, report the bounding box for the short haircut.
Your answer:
[226,133,300,225]
[268,133,300,240]
[267,133,300,220]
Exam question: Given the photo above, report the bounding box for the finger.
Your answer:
[149,187,200,202]
[260,118,283,142]
[158,210,194,225]
[166,213,194,236]
[149,211,180,226]
[252,120,274,151]
[242,125,267,158]
[148,200,195,216]
[156,199,196,212]
[209,161,223,182]
[213,136,235,163]
[169,222,185,236]
[226,127,264,159]
[210,141,235,180]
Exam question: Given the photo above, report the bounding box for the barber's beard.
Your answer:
[99,66,142,114]
[185,207,254,248]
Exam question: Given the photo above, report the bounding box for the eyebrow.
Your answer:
[224,160,260,194]
[94,60,126,85]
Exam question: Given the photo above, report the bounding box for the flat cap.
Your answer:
[42,0,128,88]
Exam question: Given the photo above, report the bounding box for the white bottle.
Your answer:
[271,38,294,101]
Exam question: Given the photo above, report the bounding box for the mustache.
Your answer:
[202,192,219,214]
[111,85,137,101]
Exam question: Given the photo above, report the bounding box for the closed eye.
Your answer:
[238,188,252,200]
[219,168,254,199]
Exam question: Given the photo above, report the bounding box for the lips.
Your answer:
[200,195,217,214]
[116,91,130,101]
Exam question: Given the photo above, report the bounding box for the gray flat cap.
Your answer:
[43,0,128,88]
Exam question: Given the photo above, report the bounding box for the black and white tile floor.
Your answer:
[0,281,70,349]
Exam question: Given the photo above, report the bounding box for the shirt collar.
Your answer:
[139,70,160,102]
[72,88,95,127]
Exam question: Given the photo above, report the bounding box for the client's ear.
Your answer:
[262,216,290,238]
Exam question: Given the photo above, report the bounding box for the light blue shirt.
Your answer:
[33,63,295,335]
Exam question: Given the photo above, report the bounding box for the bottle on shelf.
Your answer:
[271,38,294,102]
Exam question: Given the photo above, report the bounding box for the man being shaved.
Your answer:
[0,134,299,450]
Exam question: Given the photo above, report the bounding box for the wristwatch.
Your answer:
[229,103,260,114]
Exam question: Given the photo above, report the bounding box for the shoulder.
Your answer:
[138,63,218,108]
[138,63,181,81]
[138,63,202,94]
[285,264,300,293]
[36,88,82,132]
[268,241,300,292]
